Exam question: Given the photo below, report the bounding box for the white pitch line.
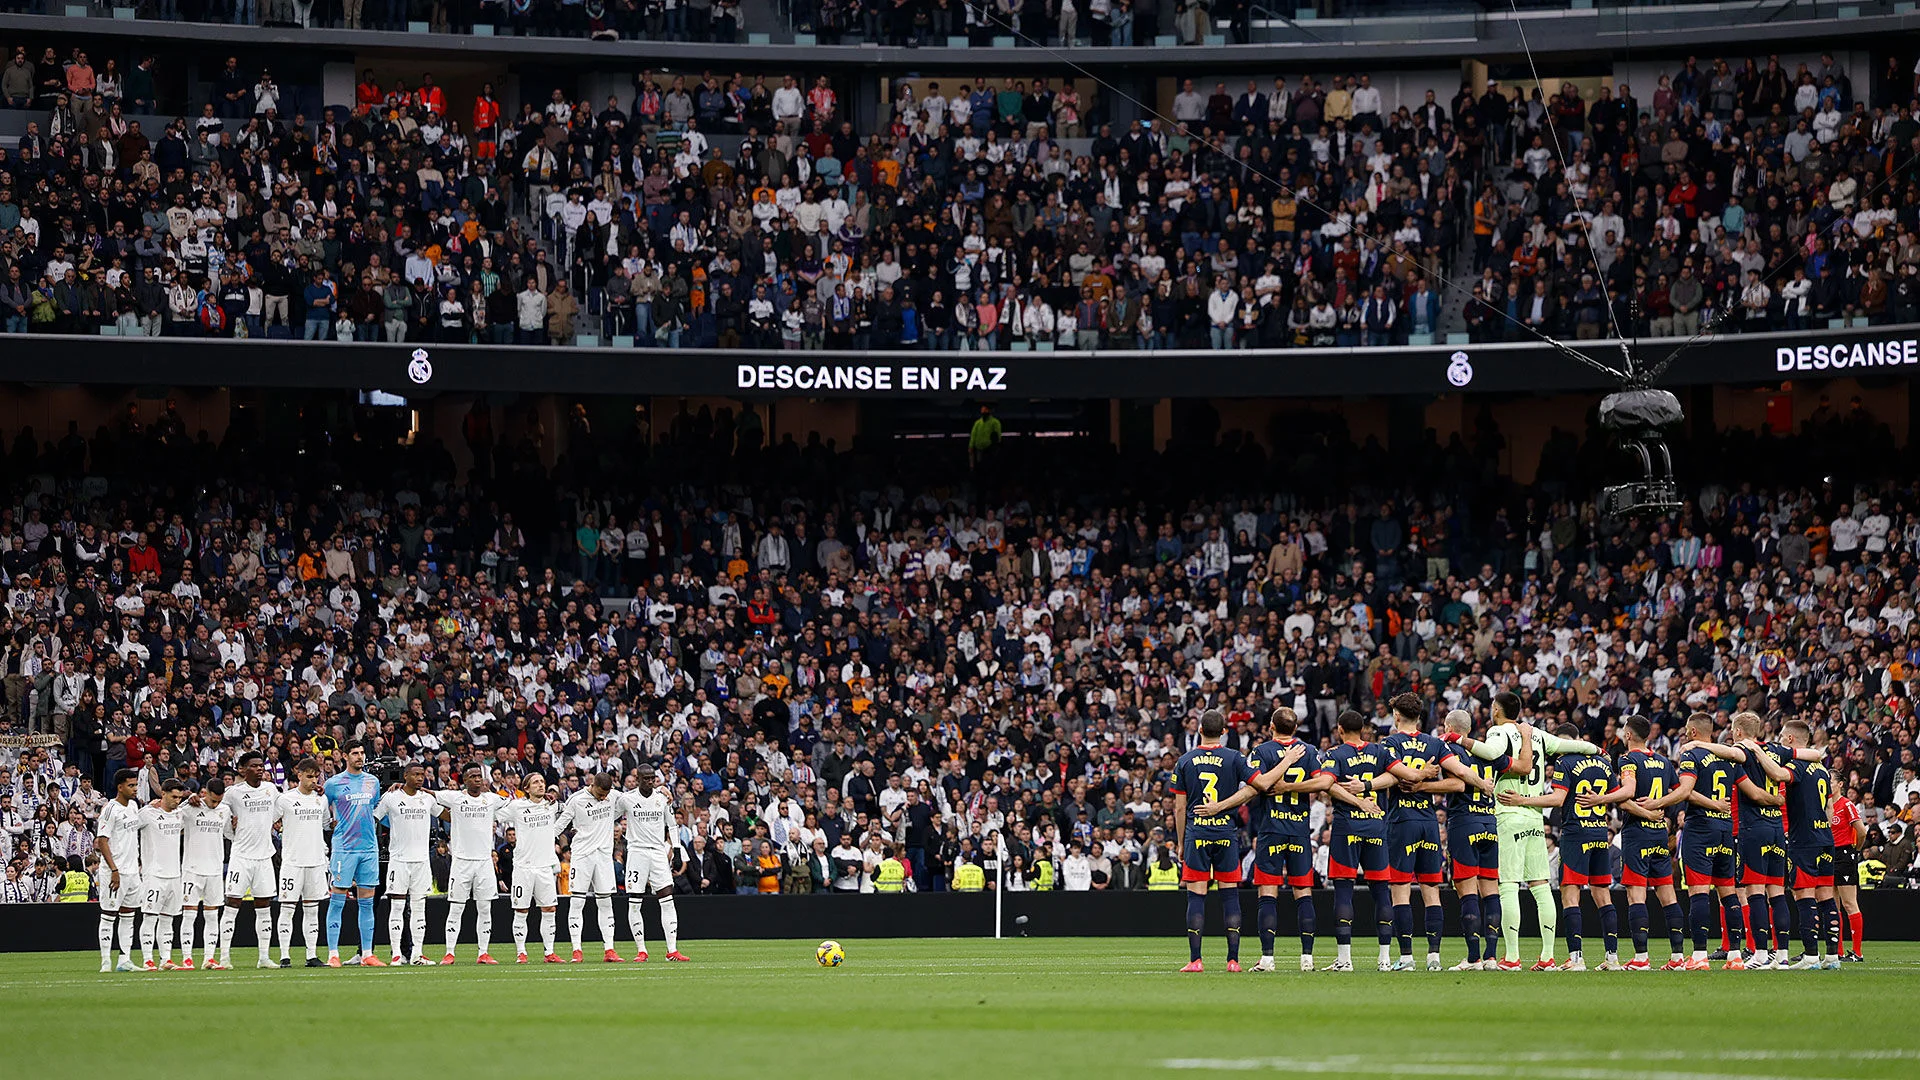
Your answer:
[1157,1057,1867,1080]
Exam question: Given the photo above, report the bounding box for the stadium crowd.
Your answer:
[2,392,1920,909]
[4,43,1920,349]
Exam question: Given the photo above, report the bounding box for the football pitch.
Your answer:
[10,939,1917,1078]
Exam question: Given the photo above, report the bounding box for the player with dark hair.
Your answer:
[1579,716,1686,970]
[1192,707,1317,970]
[323,741,386,967]
[1316,709,1436,972]
[96,768,144,973]
[1502,724,1618,970]
[1380,693,1464,971]
[1171,709,1254,972]
[220,750,283,969]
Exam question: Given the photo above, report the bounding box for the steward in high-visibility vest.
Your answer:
[1030,857,1054,891]
[60,869,92,902]
[874,852,908,893]
[952,862,986,891]
[1147,855,1181,891]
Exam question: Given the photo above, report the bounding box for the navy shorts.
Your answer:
[1738,827,1786,887]
[1681,824,1736,888]
[1788,845,1834,890]
[1388,818,1444,884]
[1559,833,1613,888]
[1448,814,1499,881]
[1182,834,1242,884]
[1251,835,1314,888]
[1329,819,1390,881]
[1621,833,1673,888]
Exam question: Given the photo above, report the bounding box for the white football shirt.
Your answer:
[98,798,144,876]
[180,803,227,876]
[436,790,505,861]
[620,789,674,854]
[223,779,282,860]
[138,805,186,879]
[375,789,440,863]
[559,789,621,855]
[275,788,330,867]
[501,798,562,872]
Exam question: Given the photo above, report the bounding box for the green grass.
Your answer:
[10,939,1918,1078]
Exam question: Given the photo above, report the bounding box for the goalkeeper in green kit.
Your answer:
[1450,692,1601,971]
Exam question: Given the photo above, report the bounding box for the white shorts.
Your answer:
[511,866,558,909]
[100,870,143,911]
[226,856,277,901]
[571,852,615,897]
[624,848,674,893]
[281,865,329,903]
[447,858,496,904]
[142,877,184,917]
[182,871,223,907]
[386,860,433,900]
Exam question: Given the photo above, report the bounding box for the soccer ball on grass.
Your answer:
[815,940,846,967]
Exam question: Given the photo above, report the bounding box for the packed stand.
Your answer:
[1,394,1919,906]
[4,43,1919,349]
[21,0,1263,49]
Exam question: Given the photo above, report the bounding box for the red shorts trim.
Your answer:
[1740,870,1784,887]
[1694,876,1735,889]
[1181,866,1243,884]
[1387,868,1414,884]
[1562,869,1607,887]
[1327,858,1357,881]
[1252,869,1287,886]
[1453,862,1495,881]
[1417,871,1444,884]
[1793,871,1834,890]
[1622,871,1673,888]
[1287,874,1315,888]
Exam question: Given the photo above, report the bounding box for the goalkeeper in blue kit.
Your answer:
[322,743,386,967]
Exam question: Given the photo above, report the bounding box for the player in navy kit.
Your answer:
[1688,712,1795,968]
[1660,712,1745,968]
[1171,709,1255,972]
[1192,707,1324,971]
[1380,693,1466,971]
[1441,709,1504,969]
[1316,709,1436,972]
[1501,724,1617,970]
[1579,717,1687,970]
[1774,719,1840,969]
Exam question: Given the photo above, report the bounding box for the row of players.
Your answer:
[1169,695,1865,973]
[91,743,692,972]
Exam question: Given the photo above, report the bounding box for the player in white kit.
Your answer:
[96,769,144,973]
[179,779,229,969]
[221,751,284,969]
[137,779,188,970]
[436,764,506,964]
[274,758,332,967]
[500,772,563,963]
[375,762,441,965]
[558,772,623,963]
[621,764,690,962]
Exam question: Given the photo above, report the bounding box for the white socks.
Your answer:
[659,895,678,953]
[474,900,492,957]
[301,903,319,962]
[540,910,556,956]
[594,897,614,952]
[446,901,466,958]
[253,908,272,962]
[513,911,529,956]
[276,905,295,963]
[389,897,408,960]
[99,914,115,968]
[629,900,647,954]
[568,898,586,954]
[118,912,136,965]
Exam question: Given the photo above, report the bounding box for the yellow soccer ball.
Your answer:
[815,940,846,967]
